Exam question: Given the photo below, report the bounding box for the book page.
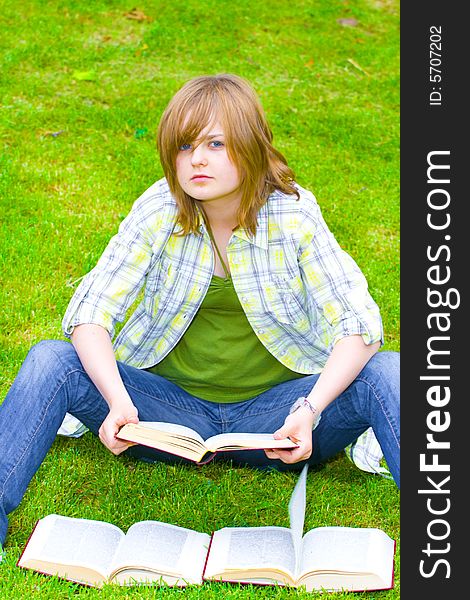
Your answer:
[110,520,211,584]
[288,465,307,538]
[288,464,308,576]
[128,422,206,444]
[300,526,395,579]
[204,526,296,581]
[204,432,297,452]
[19,514,123,578]
[117,422,207,460]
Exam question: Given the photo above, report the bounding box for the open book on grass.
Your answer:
[17,466,395,591]
[202,465,396,592]
[17,516,211,588]
[116,421,298,463]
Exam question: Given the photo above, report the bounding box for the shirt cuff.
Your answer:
[330,311,384,348]
[62,302,114,338]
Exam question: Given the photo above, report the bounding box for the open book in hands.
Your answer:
[116,421,298,463]
[17,465,396,591]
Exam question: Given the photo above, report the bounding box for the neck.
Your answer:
[196,196,240,231]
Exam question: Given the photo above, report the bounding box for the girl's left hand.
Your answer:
[264,407,315,464]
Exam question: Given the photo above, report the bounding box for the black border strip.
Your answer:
[401,3,465,597]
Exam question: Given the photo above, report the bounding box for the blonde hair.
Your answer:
[157,73,299,236]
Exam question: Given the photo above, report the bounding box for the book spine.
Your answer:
[201,531,215,580]
[390,539,396,590]
[198,451,217,465]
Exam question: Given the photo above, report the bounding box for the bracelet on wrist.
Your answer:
[289,396,322,430]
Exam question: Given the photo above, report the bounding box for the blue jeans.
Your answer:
[0,340,400,545]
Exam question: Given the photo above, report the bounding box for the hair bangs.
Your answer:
[174,95,219,151]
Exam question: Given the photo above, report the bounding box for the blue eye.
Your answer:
[179,143,192,151]
[210,140,224,148]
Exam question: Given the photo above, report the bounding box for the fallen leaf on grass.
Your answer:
[124,8,151,21]
[72,70,97,81]
[39,130,65,138]
[347,58,370,77]
[337,18,358,27]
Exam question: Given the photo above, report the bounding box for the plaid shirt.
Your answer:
[62,178,383,372]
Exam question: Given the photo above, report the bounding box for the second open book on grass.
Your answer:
[116,421,298,463]
[17,465,396,591]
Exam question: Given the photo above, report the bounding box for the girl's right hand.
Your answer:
[98,403,139,455]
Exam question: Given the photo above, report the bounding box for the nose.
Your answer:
[190,143,208,167]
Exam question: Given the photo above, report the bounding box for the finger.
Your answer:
[98,428,120,447]
[114,415,135,428]
[110,445,127,456]
[265,448,297,461]
[264,449,281,459]
[273,426,290,440]
[274,447,311,464]
[107,439,135,455]
[99,429,117,447]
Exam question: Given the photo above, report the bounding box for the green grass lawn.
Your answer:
[0,0,399,597]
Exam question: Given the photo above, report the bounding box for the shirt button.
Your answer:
[258,329,264,334]
[242,296,248,302]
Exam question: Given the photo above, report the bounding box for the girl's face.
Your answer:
[175,120,242,207]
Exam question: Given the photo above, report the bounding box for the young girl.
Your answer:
[0,74,399,549]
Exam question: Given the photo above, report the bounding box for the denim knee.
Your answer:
[24,339,82,381]
[361,351,400,385]
[357,350,400,419]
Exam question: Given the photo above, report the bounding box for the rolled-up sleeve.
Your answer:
[298,199,383,348]
[62,196,155,339]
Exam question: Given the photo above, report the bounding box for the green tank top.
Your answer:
[148,275,305,402]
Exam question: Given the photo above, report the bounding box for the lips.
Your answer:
[191,174,212,181]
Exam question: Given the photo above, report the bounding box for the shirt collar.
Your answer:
[196,201,269,250]
[232,202,269,250]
